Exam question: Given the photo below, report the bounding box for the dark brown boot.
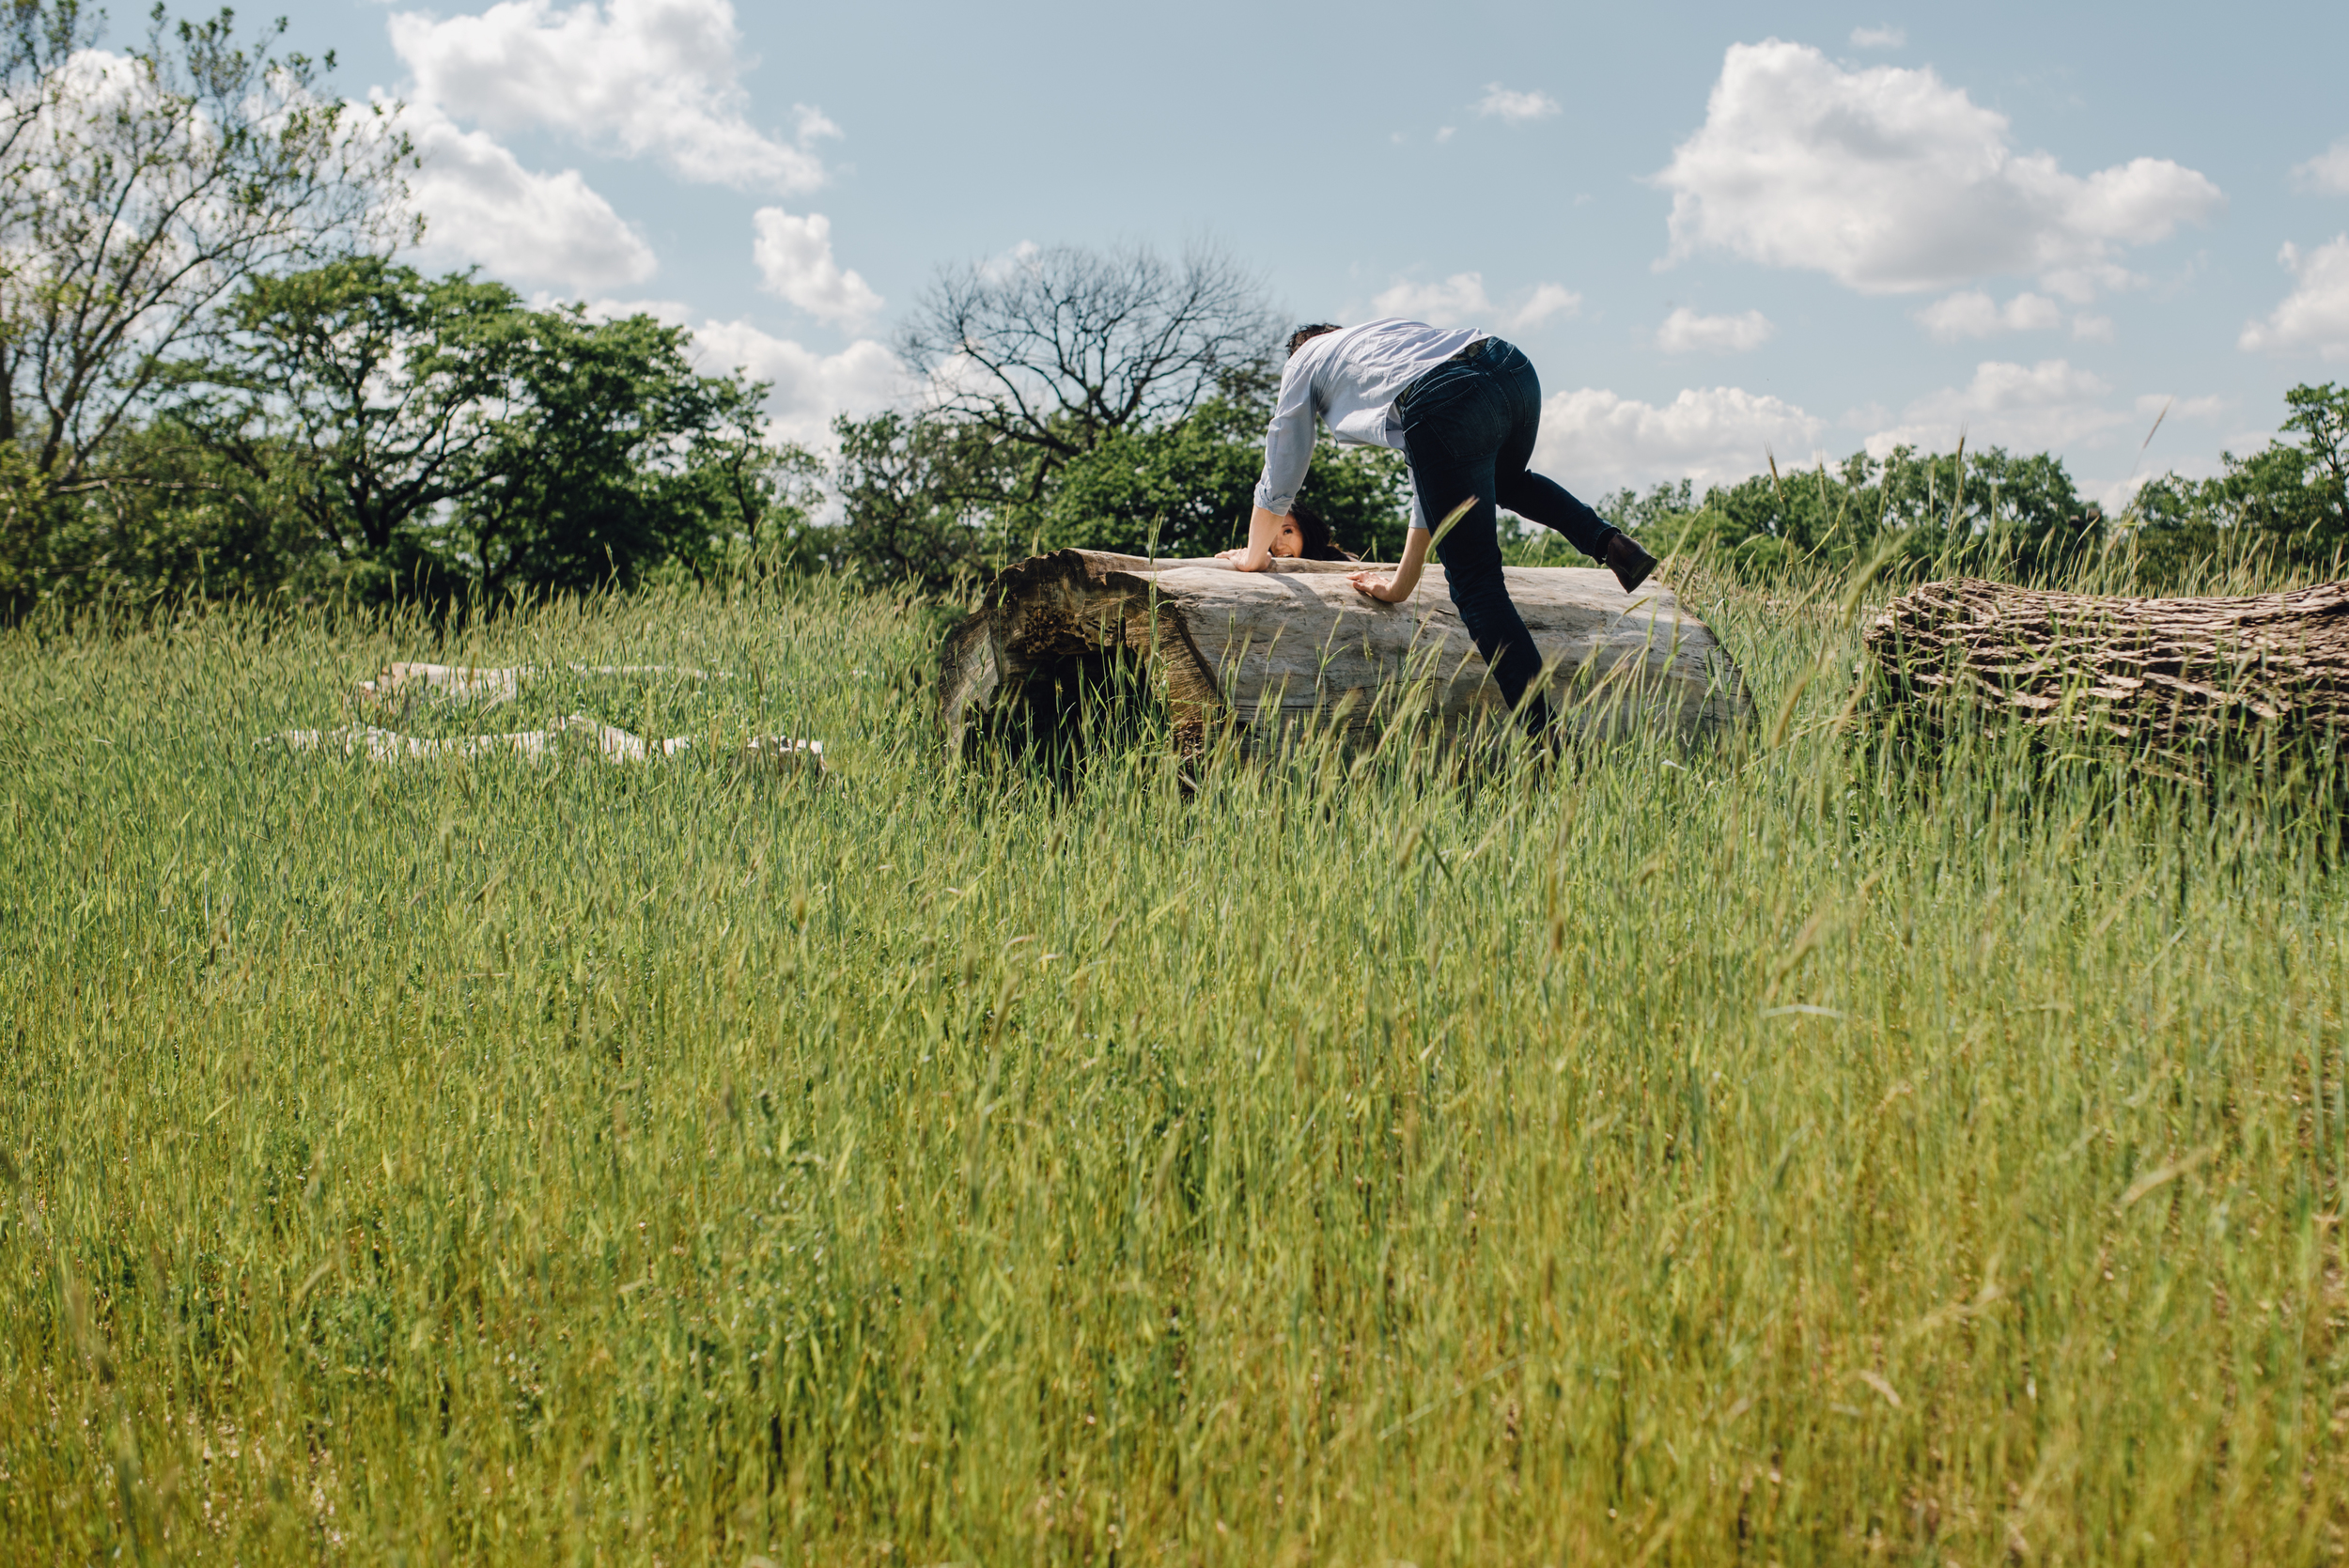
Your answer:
[1605,532,1657,594]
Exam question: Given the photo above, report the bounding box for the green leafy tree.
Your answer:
[0,3,409,608]
[828,410,1022,595]
[1040,395,1410,561]
[25,421,306,600]
[450,309,794,597]
[1,6,407,489]
[2129,382,2348,581]
[167,263,816,600]
[163,258,528,589]
[1575,446,2098,583]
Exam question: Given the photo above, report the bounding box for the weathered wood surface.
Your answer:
[941,549,1750,753]
[1862,576,2349,753]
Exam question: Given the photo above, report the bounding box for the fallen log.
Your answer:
[940,549,1750,755]
[1862,576,2349,758]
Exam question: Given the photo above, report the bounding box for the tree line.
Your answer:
[0,0,2339,618]
[1566,384,2346,588]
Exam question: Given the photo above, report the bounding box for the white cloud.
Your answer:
[2238,236,2349,360]
[1913,289,2062,341]
[2294,139,2349,196]
[1849,24,1906,48]
[1435,125,1456,145]
[1511,283,1582,329]
[392,98,656,292]
[2070,313,2114,342]
[752,208,882,327]
[573,299,903,448]
[1371,272,1581,331]
[388,0,834,193]
[1657,40,2222,298]
[1656,307,1775,353]
[1533,385,1824,492]
[1862,358,2130,454]
[1475,84,1560,124]
[685,319,904,447]
[1374,273,1489,325]
[977,239,1041,284]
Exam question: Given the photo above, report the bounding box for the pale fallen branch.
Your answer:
[354,661,739,709]
[267,716,824,772]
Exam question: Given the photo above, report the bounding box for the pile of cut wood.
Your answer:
[1862,577,2349,757]
[940,549,1751,755]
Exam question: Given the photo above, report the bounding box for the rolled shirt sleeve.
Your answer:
[1252,355,1318,517]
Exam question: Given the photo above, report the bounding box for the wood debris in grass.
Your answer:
[267,716,823,771]
[354,661,739,709]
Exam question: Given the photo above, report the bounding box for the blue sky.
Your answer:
[243,0,2349,503]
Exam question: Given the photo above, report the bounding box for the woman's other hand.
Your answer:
[1348,570,1404,603]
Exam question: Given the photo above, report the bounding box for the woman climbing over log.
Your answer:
[1263,501,1357,562]
[1221,318,1658,737]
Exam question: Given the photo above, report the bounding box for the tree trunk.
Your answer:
[1862,576,2349,759]
[940,549,1751,755]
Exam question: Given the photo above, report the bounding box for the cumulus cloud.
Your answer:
[752,208,882,327]
[1511,283,1582,328]
[2295,139,2349,196]
[393,98,657,292]
[2238,236,2349,361]
[1475,84,1560,124]
[1861,358,2131,454]
[685,319,904,447]
[572,298,903,447]
[977,239,1041,284]
[388,0,834,192]
[1532,386,1823,492]
[1849,24,1906,48]
[1913,289,2062,341]
[1371,272,1581,331]
[1656,40,2222,298]
[1656,307,1775,353]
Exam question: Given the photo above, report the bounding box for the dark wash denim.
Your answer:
[1393,337,1617,732]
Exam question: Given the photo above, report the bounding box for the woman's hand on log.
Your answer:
[1349,529,1429,604]
[1216,547,1271,572]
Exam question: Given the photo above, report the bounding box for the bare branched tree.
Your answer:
[0,4,413,492]
[898,241,1278,489]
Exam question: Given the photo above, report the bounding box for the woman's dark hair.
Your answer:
[1286,322,1342,358]
[1286,501,1357,561]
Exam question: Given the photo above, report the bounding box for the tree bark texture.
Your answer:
[940,549,1751,755]
[1862,576,2349,756]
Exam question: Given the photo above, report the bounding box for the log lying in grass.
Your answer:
[940,549,1751,754]
[1861,576,2349,757]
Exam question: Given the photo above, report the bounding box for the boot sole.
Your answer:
[1611,552,1656,594]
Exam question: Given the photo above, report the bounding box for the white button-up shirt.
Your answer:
[1252,318,1485,531]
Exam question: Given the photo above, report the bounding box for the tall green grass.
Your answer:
[3,557,2345,1564]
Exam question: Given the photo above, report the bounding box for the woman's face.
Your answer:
[1268,517,1303,558]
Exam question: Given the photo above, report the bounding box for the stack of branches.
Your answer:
[1862,577,2349,769]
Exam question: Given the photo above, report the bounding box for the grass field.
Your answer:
[4,556,2347,1564]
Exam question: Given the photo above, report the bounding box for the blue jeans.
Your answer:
[1393,338,1616,732]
